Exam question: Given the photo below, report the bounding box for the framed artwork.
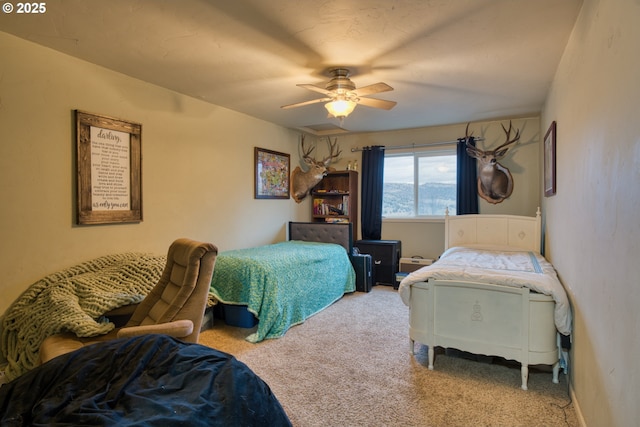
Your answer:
[76,110,142,224]
[544,121,557,197]
[254,147,290,199]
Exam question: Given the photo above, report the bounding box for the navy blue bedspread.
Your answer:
[0,335,291,427]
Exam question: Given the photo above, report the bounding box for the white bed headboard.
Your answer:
[444,208,542,252]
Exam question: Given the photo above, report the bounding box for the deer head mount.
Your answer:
[291,135,341,203]
[465,121,521,204]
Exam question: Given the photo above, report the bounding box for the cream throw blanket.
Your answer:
[1,252,166,382]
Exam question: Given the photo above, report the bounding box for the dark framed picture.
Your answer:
[544,121,557,197]
[255,147,290,199]
[76,110,142,224]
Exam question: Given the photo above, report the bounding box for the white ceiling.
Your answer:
[0,0,582,135]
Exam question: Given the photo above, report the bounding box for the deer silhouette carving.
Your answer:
[291,136,341,203]
[465,121,520,204]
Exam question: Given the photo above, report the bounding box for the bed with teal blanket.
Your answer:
[209,222,355,343]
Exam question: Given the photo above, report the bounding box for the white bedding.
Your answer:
[398,246,572,335]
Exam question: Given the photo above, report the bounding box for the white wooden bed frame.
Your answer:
[408,208,560,390]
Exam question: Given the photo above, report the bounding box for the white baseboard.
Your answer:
[570,383,587,427]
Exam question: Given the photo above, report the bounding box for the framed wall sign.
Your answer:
[544,121,557,197]
[254,147,290,199]
[76,110,142,224]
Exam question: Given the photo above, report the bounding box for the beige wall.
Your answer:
[0,32,312,315]
[543,0,640,425]
[0,30,544,320]
[337,117,542,259]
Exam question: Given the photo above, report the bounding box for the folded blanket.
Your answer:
[1,252,166,382]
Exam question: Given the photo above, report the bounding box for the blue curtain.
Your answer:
[456,136,478,215]
[361,146,385,240]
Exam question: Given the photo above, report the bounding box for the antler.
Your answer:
[464,123,482,157]
[464,123,474,146]
[496,120,521,152]
[322,137,342,166]
[300,135,316,163]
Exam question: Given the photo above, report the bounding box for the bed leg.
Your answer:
[428,346,434,370]
[409,339,415,355]
[552,361,560,384]
[521,365,529,391]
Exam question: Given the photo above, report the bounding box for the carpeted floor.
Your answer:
[198,286,577,427]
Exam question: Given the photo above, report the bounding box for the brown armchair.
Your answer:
[40,238,218,364]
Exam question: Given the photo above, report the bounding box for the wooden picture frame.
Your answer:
[76,110,142,224]
[544,121,557,197]
[255,147,290,199]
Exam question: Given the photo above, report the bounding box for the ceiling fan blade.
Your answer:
[356,97,397,110]
[352,82,394,97]
[297,83,332,96]
[283,71,396,111]
[281,97,331,109]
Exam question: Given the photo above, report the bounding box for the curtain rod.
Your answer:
[350,137,484,152]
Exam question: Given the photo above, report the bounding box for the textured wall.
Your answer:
[543,0,640,425]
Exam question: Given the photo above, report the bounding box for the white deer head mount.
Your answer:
[465,121,520,204]
[290,135,341,203]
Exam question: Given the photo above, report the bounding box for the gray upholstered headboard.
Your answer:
[288,222,353,253]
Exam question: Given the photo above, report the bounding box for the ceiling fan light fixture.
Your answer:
[282,67,396,123]
[325,99,357,118]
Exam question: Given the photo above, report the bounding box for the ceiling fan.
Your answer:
[281,68,397,120]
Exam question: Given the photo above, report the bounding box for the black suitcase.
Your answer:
[349,253,373,292]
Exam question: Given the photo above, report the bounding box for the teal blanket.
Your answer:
[209,241,355,342]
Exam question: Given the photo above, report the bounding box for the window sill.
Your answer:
[382,216,445,224]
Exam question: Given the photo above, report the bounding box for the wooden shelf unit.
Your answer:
[311,170,358,239]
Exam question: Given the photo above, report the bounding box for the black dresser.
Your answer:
[354,240,401,287]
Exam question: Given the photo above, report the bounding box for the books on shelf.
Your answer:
[313,196,349,216]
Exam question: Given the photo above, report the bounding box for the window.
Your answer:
[382,147,457,217]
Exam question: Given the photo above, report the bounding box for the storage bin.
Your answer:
[395,271,409,287]
[223,304,258,328]
[399,257,433,273]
